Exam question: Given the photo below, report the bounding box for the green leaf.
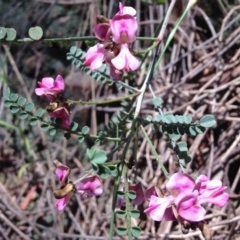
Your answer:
[176,115,184,124]
[36,108,45,117]
[70,122,78,131]
[96,165,111,179]
[17,97,27,107]
[129,210,140,219]
[116,210,127,219]
[49,128,57,136]
[194,125,205,134]
[10,93,18,101]
[153,97,162,107]
[70,46,77,55]
[19,112,28,120]
[117,190,125,198]
[155,114,162,122]
[29,117,38,125]
[41,123,49,131]
[78,136,84,143]
[10,105,19,113]
[4,100,12,108]
[5,28,17,41]
[177,142,188,152]
[168,133,181,141]
[0,27,6,39]
[87,146,97,160]
[127,190,136,200]
[183,115,192,124]
[25,102,34,112]
[146,115,152,122]
[199,115,216,128]
[92,150,107,164]
[82,126,90,135]
[28,26,43,40]
[117,227,128,236]
[130,226,141,237]
[3,87,10,100]
[188,126,197,136]
[108,165,118,177]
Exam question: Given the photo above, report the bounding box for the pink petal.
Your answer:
[129,184,144,205]
[77,175,103,198]
[111,15,138,43]
[177,192,206,222]
[84,44,105,70]
[117,3,136,16]
[166,172,195,196]
[109,63,123,80]
[93,23,110,41]
[144,195,173,221]
[53,75,64,91]
[145,186,158,201]
[35,88,46,96]
[49,107,70,128]
[55,165,69,182]
[111,43,140,71]
[41,77,54,88]
[55,194,71,211]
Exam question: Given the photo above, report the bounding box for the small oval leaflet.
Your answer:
[28,26,43,40]
[199,115,216,128]
[130,227,141,237]
[0,27,7,39]
[117,227,128,236]
[116,210,127,219]
[5,28,17,41]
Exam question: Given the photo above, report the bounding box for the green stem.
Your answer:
[140,124,169,179]
[123,164,132,240]
[0,36,158,45]
[68,92,140,105]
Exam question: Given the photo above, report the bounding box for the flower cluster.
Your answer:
[144,173,229,223]
[53,160,103,211]
[35,75,70,128]
[84,2,140,80]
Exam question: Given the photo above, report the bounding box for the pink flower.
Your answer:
[84,43,105,70]
[111,14,138,44]
[144,173,229,222]
[35,75,64,99]
[76,175,103,199]
[55,193,72,211]
[55,164,70,185]
[116,3,136,17]
[111,43,140,71]
[49,107,70,129]
[93,23,110,41]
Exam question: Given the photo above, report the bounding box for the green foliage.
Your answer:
[81,125,90,135]
[25,102,34,112]
[28,26,43,40]
[36,108,45,117]
[153,97,163,107]
[70,122,78,131]
[130,227,141,237]
[116,227,128,236]
[127,191,136,200]
[199,115,216,128]
[66,46,113,85]
[0,27,17,41]
[29,117,38,126]
[49,128,57,136]
[116,210,127,219]
[129,210,140,218]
